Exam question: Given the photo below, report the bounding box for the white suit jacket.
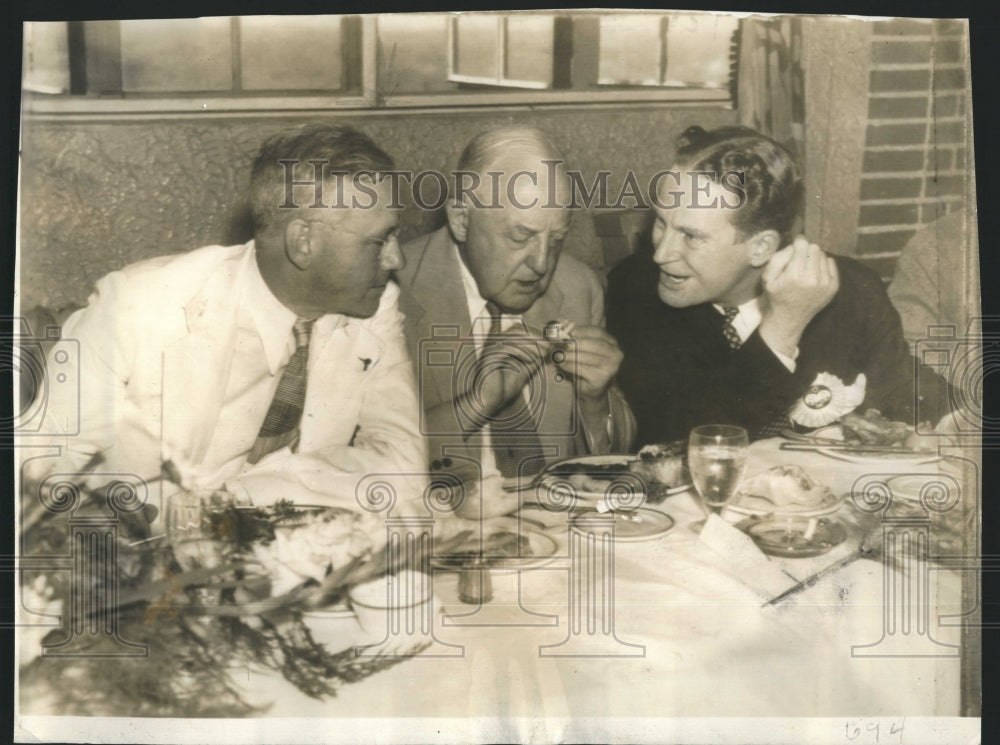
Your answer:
[21,243,427,516]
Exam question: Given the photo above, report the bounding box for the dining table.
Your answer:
[16,437,980,745]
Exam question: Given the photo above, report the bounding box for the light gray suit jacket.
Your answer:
[396,226,635,469]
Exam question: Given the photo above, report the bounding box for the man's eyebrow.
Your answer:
[369,224,398,241]
[673,221,708,238]
[509,223,536,235]
[511,223,568,237]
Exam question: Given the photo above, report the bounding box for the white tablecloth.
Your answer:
[244,439,968,723]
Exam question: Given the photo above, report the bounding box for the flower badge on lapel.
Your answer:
[789,373,866,428]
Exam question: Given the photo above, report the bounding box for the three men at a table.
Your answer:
[20,122,960,528]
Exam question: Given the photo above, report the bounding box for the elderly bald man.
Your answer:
[396,127,635,513]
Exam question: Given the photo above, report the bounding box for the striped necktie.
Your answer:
[247,317,316,464]
[482,303,545,478]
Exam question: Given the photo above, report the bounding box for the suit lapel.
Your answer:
[408,229,477,408]
[161,249,252,466]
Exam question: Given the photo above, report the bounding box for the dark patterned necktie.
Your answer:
[721,305,742,349]
[482,303,544,478]
[247,317,316,464]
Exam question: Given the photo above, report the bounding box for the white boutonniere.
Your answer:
[789,373,867,428]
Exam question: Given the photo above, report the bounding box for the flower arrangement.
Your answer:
[17,462,478,717]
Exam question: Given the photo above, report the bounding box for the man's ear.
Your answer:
[445,200,470,243]
[284,219,313,270]
[748,229,780,268]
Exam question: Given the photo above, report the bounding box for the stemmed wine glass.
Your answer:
[687,425,749,525]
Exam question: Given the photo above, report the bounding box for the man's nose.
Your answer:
[524,235,549,275]
[652,226,682,266]
[380,235,404,272]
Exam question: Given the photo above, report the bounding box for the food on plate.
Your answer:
[734,464,839,514]
[488,531,532,557]
[547,461,631,478]
[544,460,635,495]
[436,530,534,568]
[250,506,378,595]
[839,409,935,452]
[628,440,686,487]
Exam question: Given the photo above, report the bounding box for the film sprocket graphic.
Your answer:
[418,319,578,438]
[5,316,80,436]
[914,317,992,441]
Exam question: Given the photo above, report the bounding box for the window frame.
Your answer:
[23,13,737,118]
[446,14,554,90]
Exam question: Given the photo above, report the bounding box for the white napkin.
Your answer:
[697,514,796,599]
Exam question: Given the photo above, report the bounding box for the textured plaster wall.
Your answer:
[19,105,735,310]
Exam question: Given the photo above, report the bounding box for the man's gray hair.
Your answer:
[250,122,394,234]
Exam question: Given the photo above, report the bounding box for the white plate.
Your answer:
[569,507,675,542]
[432,528,559,571]
[787,425,941,464]
[302,601,355,620]
[742,516,848,558]
[537,454,690,501]
[726,492,846,519]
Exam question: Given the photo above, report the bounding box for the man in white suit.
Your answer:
[21,124,426,518]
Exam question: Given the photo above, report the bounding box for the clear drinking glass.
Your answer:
[687,425,750,516]
[164,490,225,572]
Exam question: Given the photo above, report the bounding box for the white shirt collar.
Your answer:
[712,297,762,344]
[246,247,297,375]
[712,296,799,370]
[246,244,347,375]
[452,241,524,341]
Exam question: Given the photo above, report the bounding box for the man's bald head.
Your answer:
[446,127,572,314]
[457,127,564,176]
[452,127,571,208]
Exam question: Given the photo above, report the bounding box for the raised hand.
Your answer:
[759,236,839,358]
[554,324,624,402]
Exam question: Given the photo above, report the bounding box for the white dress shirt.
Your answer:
[713,297,799,372]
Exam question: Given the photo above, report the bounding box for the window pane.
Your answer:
[453,15,499,81]
[375,14,451,93]
[504,14,553,86]
[23,22,70,94]
[664,13,738,87]
[598,14,663,86]
[240,16,342,91]
[120,18,233,92]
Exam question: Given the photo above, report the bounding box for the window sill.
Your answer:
[23,87,733,120]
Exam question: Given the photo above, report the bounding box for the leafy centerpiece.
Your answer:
[18,464,476,717]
